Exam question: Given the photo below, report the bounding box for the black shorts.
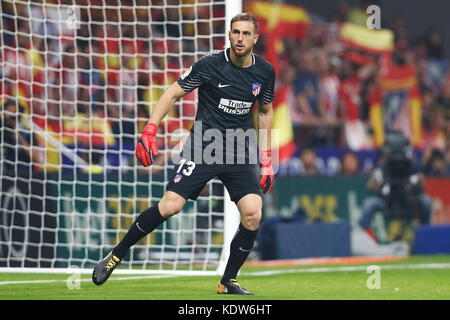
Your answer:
[166,160,261,203]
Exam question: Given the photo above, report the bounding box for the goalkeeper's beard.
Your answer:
[230,42,252,58]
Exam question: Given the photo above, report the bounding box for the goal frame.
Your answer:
[0,0,242,276]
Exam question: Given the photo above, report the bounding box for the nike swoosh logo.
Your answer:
[218,83,231,88]
[238,247,252,252]
[136,222,147,233]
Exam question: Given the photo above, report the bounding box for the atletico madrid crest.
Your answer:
[174,174,183,183]
[252,82,261,96]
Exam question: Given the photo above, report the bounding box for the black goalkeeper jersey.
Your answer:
[176,48,275,163]
[177,48,275,131]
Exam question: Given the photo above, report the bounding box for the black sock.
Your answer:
[112,205,166,260]
[221,223,258,284]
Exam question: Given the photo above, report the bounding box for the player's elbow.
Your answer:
[258,103,273,115]
[166,81,187,101]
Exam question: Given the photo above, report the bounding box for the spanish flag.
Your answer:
[246,1,310,73]
[62,114,115,148]
[246,1,310,39]
[340,22,394,64]
[271,85,296,163]
[369,56,422,147]
[32,117,63,172]
[340,23,394,54]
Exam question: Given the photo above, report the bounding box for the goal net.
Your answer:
[0,0,239,274]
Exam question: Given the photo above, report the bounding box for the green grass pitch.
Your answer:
[1,255,450,300]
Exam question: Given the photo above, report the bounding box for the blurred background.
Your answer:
[1,0,450,268]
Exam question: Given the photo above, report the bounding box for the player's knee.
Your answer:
[158,193,186,218]
[241,210,261,231]
[237,194,262,231]
[158,201,183,218]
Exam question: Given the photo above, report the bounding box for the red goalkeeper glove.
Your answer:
[135,123,159,167]
[259,150,274,194]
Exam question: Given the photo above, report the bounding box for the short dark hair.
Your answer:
[230,12,258,33]
[2,98,24,114]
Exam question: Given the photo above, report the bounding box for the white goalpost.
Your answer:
[0,0,241,275]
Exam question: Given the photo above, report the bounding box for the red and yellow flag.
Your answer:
[246,1,310,39]
[340,22,394,54]
[369,55,422,147]
[246,1,310,73]
[340,22,394,64]
[271,85,296,163]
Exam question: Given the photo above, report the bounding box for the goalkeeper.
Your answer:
[92,13,275,295]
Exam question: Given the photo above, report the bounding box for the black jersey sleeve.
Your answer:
[259,65,276,105]
[177,56,211,93]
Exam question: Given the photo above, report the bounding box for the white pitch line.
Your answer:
[0,274,179,286]
[241,263,450,277]
[1,263,450,286]
[0,267,217,276]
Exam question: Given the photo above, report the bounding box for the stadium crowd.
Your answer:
[251,0,450,177]
[1,0,450,176]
